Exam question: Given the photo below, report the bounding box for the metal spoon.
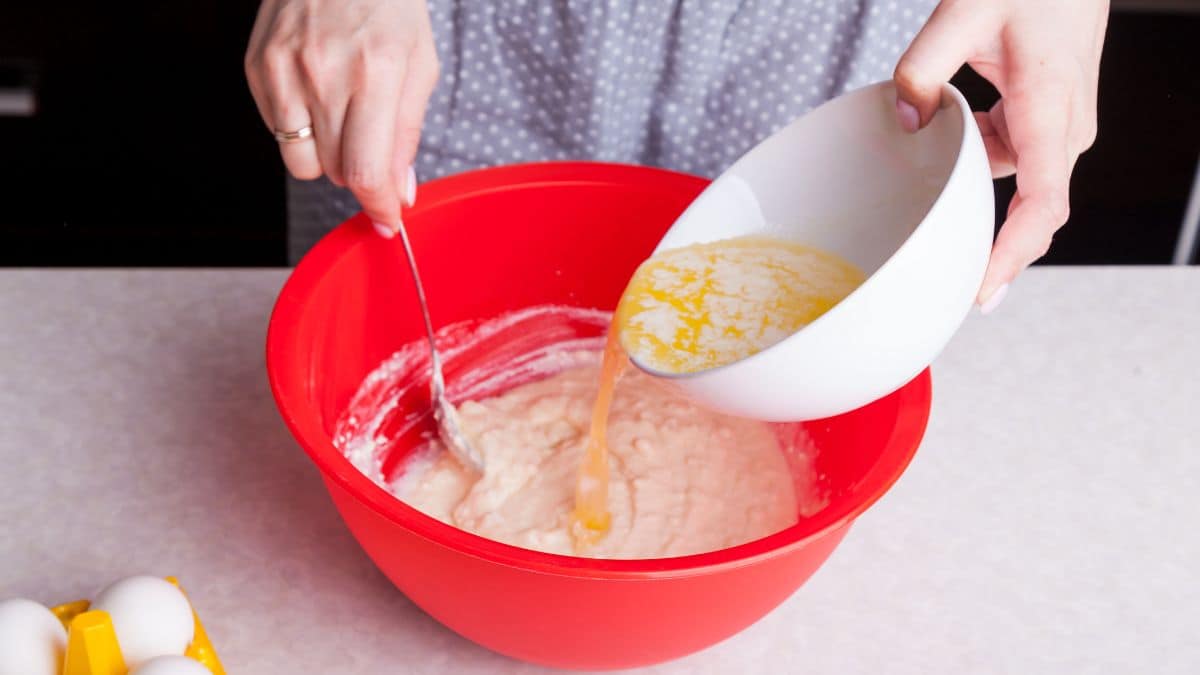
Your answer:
[394,222,485,473]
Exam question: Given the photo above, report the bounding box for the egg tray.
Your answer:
[50,577,225,675]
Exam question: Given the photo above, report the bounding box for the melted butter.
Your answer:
[570,234,864,551]
[616,235,865,374]
[569,328,626,551]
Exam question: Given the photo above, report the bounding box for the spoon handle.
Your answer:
[394,221,445,393]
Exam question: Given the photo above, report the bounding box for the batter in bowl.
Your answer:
[399,355,797,559]
[335,306,821,560]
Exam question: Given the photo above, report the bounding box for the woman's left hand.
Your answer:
[893,0,1109,312]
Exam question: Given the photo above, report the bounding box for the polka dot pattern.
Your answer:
[418,0,935,178]
[289,0,936,260]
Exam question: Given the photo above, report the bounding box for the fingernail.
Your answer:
[896,98,920,134]
[373,221,396,239]
[979,283,1009,315]
[405,166,418,207]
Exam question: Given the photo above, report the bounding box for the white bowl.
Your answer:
[634,81,994,421]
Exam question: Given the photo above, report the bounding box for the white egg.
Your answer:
[0,598,67,675]
[130,655,211,675]
[91,576,194,670]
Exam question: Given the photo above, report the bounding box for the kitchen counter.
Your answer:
[1,267,1197,674]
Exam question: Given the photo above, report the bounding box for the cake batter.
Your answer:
[399,356,798,559]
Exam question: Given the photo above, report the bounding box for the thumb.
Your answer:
[893,2,995,132]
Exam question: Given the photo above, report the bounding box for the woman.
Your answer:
[245,0,1108,313]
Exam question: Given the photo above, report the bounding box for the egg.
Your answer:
[130,655,211,675]
[0,598,68,675]
[91,576,194,669]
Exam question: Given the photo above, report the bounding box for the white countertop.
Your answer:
[1,267,1197,674]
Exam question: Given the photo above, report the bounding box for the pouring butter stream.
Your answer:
[570,234,865,551]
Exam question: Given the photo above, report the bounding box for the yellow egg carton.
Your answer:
[49,577,225,675]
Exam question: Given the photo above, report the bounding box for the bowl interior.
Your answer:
[658,81,966,276]
[267,162,931,573]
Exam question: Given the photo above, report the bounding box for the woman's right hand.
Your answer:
[244,0,439,236]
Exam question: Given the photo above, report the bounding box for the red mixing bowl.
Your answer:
[266,162,931,670]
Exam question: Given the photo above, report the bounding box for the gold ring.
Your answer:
[273,126,314,144]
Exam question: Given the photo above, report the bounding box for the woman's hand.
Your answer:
[245,0,439,236]
[894,0,1109,312]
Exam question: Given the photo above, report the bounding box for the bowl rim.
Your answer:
[631,81,978,383]
[266,161,932,579]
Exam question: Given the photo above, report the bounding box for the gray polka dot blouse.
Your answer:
[288,0,936,261]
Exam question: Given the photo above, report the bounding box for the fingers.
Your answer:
[896,1,1108,312]
[304,109,346,188]
[893,0,998,131]
[244,0,440,236]
[392,40,440,199]
[975,109,1016,179]
[246,6,323,181]
[342,47,409,233]
[243,0,278,125]
[362,32,439,234]
[297,41,354,187]
[264,46,324,180]
[1068,63,1100,156]
[978,78,1075,305]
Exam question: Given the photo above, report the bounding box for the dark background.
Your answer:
[1,2,1197,267]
